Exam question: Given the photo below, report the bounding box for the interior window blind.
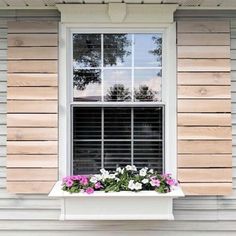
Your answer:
[72,106,164,174]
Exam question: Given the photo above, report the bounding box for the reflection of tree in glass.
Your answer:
[104,34,131,66]
[73,34,101,67]
[73,34,131,92]
[105,84,131,101]
[149,36,162,64]
[73,69,101,90]
[134,85,159,101]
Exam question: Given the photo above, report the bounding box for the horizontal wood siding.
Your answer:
[6,21,58,194]
[177,20,232,195]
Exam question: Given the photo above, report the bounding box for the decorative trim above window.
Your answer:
[56,3,178,24]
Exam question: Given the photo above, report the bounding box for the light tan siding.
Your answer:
[6,21,58,194]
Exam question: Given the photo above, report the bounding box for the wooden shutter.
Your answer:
[6,21,58,194]
[177,20,232,195]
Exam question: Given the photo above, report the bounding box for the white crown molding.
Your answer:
[56,3,178,24]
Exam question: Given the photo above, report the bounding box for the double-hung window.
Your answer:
[71,32,165,175]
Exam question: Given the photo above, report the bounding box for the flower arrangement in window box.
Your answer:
[49,165,184,220]
[62,165,178,194]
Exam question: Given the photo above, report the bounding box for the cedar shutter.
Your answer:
[6,21,58,194]
[177,20,232,195]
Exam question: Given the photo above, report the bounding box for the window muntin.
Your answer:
[72,32,164,175]
[73,33,162,102]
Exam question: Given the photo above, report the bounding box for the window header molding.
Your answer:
[56,3,178,24]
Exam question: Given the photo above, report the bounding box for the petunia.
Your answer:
[80,176,89,185]
[66,179,74,187]
[150,178,160,187]
[139,168,147,177]
[167,178,177,186]
[90,176,98,183]
[94,182,102,189]
[86,187,94,194]
[142,178,149,184]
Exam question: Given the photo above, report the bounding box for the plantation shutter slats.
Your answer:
[177,20,232,195]
[7,21,58,194]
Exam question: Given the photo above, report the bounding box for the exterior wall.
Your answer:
[0,9,236,235]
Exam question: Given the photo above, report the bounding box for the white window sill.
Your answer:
[49,181,184,220]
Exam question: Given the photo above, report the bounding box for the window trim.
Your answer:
[59,23,177,180]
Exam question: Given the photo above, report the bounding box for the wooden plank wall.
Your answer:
[177,20,232,195]
[6,21,58,193]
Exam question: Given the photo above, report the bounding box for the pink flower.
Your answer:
[150,178,160,187]
[71,175,81,181]
[62,176,69,184]
[80,176,89,186]
[161,173,171,179]
[94,182,102,189]
[66,179,74,187]
[86,187,94,194]
[167,178,177,186]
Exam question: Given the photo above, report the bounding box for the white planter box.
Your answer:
[49,181,184,220]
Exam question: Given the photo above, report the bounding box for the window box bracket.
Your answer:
[49,181,184,220]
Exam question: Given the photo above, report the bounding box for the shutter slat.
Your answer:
[6,21,58,194]
[177,20,232,196]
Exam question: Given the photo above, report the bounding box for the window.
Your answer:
[71,33,165,175]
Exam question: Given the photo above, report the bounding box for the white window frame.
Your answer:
[59,22,176,180]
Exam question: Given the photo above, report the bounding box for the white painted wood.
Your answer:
[56,3,178,24]
[59,22,177,179]
[49,181,184,220]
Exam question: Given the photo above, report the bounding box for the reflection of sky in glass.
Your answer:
[134,34,162,67]
[134,70,162,102]
[104,34,132,67]
[103,69,132,101]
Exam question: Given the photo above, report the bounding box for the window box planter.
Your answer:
[49,181,184,220]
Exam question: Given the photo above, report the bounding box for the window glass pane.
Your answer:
[104,141,131,170]
[73,141,101,175]
[134,69,162,101]
[104,108,131,139]
[134,141,163,173]
[73,107,102,175]
[73,107,101,140]
[134,107,163,140]
[104,34,132,67]
[73,69,101,101]
[73,34,101,68]
[133,107,163,173]
[134,34,162,67]
[103,69,132,102]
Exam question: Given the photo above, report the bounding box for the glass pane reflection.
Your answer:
[73,34,101,68]
[104,69,132,102]
[134,34,162,67]
[134,70,161,102]
[73,69,101,101]
[104,34,132,67]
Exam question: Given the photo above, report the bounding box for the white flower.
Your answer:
[94,174,102,181]
[128,180,142,191]
[116,167,124,174]
[142,178,149,184]
[128,180,135,190]
[109,174,117,179]
[134,182,142,190]
[139,168,147,177]
[126,165,137,171]
[100,169,109,175]
[149,169,154,174]
[90,176,98,183]
[115,178,120,182]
